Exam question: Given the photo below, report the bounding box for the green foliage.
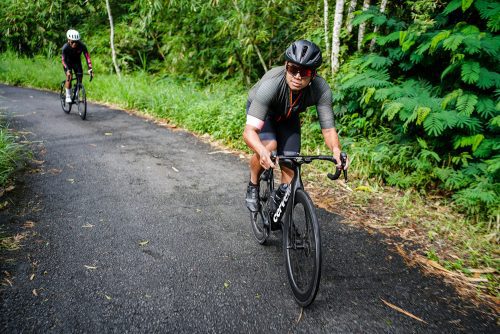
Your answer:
[0,121,25,187]
[335,0,500,222]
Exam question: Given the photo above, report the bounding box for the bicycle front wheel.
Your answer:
[77,84,87,120]
[284,189,322,307]
[60,81,71,114]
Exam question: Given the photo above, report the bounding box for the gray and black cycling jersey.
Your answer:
[247,66,335,129]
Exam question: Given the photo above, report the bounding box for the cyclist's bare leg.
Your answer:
[65,71,72,89]
[249,140,276,184]
[280,164,294,184]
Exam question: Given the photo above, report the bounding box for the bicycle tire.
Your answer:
[284,189,322,307]
[77,84,87,120]
[60,81,71,114]
[250,175,271,244]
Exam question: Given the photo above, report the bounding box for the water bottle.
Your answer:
[271,183,290,224]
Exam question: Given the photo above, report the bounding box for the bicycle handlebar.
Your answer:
[271,151,348,182]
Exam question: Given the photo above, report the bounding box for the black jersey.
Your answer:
[61,41,92,71]
[247,66,335,129]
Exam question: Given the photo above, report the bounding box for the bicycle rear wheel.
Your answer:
[250,173,272,244]
[77,84,87,120]
[284,189,322,307]
[60,81,71,114]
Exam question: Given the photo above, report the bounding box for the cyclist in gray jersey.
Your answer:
[243,40,349,212]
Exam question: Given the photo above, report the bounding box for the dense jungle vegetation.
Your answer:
[0,0,498,271]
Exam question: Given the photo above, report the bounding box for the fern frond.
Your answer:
[460,62,480,84]
[476,67,499,89]
[480,35,500,58]
[352,12,376,27]
[476,97,498,118]
[453,134,485,151]
[443,0,462,15]
[462,0,474,12]
[430,30,451,52]
[485,155,500,176]
[415,40,431,55]
[443,34,465,51]
[423,112,447,136]
[454,113,483,132]
[474,138,497,158]
[462,36,482,54]
[410,53,424,64]
[416,106,431,125]
[475,0,500,32]
[442,89,463,109]
[341,69,392,90]
[362,54,393,70]
[456,93,478,116]
[489,115,500,129]
[441,62,461,81]
[376,31,401,46]
[382,101,404,121]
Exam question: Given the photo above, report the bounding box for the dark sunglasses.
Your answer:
[286,64,314,77]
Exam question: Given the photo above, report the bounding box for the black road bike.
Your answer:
[60,73,93,120]
[250,152,347,307]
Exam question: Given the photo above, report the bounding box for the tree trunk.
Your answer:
[346,0,358,34]
[357,0,371,51]
[323,0,330,68]
[254,44,268,72]
[105,0,121,77]
[369,0,388,51]
[331,0,345,76]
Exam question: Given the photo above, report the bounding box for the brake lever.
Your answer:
[327,152,348,182]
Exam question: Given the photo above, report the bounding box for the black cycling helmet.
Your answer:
[284,40,322,68]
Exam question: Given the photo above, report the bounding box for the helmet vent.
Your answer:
[301,46,308,60]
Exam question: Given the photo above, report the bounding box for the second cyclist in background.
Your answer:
[61,29,93,103]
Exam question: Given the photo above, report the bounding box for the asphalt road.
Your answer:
[0,84,497,333]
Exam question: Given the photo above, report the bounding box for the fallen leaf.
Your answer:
[104,132,113,136]
[84,265,97,270]
[32,289,38,296]
[468,268,496,274]
[0,201,9,210]
[23,221,35,228]
[139,240,149,246]
[381,299,427,324]
[89,144,97,147]
[105,294,112,300]
[3,278,13,287]
[82,224,94,228]
[172,166,179,172]
[296,307,304,323]
[66,179,75,184]
[223,281,230,289]
[29,274,35,281]
[48,168,62,175]
[5,185,15,192]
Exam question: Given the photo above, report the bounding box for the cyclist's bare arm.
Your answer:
[243,124,275,170]
[322,127,349,170]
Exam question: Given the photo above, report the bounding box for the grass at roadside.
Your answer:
[0,51,497,305]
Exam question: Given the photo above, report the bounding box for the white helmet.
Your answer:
[66,29,80,41]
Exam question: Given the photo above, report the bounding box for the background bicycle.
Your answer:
[59,73,92,120]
